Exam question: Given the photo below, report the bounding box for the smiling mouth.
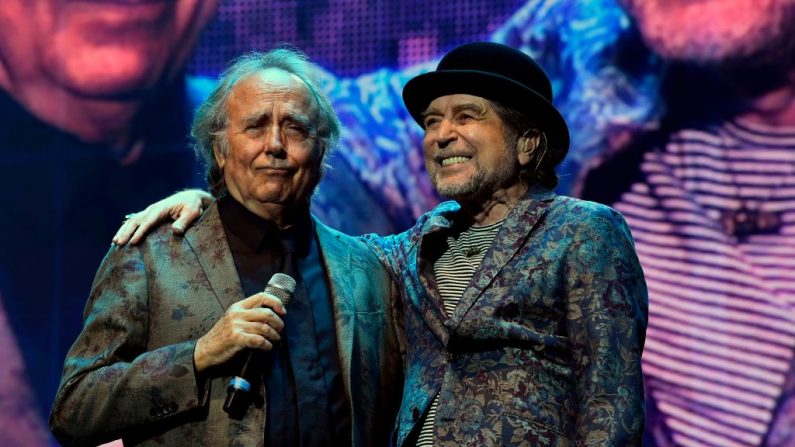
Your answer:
[440,156,471,167]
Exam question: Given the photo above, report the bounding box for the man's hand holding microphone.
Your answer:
[192,273,296,417]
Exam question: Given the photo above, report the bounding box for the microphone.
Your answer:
[223,273,296,417]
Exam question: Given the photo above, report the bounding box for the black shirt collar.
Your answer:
[217,195,313,257]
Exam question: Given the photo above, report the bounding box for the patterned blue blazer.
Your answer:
[365,187,648,446]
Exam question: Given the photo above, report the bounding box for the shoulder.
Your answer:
[550,195,624,221]
[316,219,358,246]
[107,220,175,259]
[405,200,459,240]
[315,218,376,258]
[108,202,223,269]
[421,200,459,221]
[544,196,634,243]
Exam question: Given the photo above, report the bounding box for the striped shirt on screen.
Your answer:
[611,118,795,447]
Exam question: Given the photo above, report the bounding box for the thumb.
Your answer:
[171,219,186,235]
[171,206,203,236]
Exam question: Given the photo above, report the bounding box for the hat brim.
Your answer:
[403,70,570,158]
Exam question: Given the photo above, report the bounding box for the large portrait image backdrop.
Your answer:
[0,0,793,445]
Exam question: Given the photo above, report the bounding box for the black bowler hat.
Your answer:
[403,42,570,161]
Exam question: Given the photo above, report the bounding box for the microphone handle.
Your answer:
[223,280,294,418]
[222,349,261,417]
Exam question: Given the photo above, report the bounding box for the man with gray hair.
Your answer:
[49,47,404,447]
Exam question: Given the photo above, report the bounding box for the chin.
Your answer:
[432,179,479,200]
[626,0,795,65]
[44,33,174,99]
[249,186,292,205]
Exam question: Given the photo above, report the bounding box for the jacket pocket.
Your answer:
[502,412,572,446]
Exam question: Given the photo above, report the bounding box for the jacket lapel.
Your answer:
[416,213,458,346]
[184,202,245,311]
[313,220,354,406]
[447,188,556,329]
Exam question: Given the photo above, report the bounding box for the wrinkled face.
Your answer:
[0,0,219,98]
[421,94,523,201]
[216,69,323,214]
[621,0,795,65]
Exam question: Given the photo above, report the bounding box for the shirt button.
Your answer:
[412,407,420,421]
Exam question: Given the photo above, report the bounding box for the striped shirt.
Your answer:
[416,219,504,446]
[611,118,795,447]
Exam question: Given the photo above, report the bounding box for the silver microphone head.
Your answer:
[264,273,297,307]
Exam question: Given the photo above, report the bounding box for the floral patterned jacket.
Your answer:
[49,202,404,446]
[364,187,648,446]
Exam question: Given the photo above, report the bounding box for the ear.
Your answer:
[517,131,541,167]
[212,141,226,170]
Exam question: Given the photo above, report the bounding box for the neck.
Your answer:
[723,66,795,127]
[240,199,308,230]
[0,75,147,148]
[457,182,529,226]
[736,80,795,128]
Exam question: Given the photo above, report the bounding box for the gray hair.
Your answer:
[490,100,560,189]
[191,47,340,197]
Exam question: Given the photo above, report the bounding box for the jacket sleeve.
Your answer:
[359,232,405,280]
[563,206,649,446]
[49,243,206,446]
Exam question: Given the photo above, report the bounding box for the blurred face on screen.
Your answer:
[0,0,218,99]
[0,0,218,144]
[621,0,795,66]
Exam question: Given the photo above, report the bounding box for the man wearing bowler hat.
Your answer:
[114,42,649,446]
[370,41,649,446]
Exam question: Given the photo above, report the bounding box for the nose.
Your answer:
[433,119,457,148]
[263,125,286,156]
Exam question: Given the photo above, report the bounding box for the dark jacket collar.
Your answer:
[419,185,556,237]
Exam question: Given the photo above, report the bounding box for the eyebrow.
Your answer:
[241,111,268,128]
[239,110,314,130]
[420,107,441,121]
[420,102,488,120]
[284,111,314,130]
[452,102,487,116]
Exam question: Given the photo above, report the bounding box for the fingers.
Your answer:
[112,189,209,245]
[233,295,285,332]
[238,292,287,315]
[110,206,170,246]
[247,336,273,351]
[168,190,208,235]
[194,304,285,371]
[127,222,148,245]
[241,321,282,344]
[112,215,139,246]
[260,292,288,315]
[238,304,285,332]
[171,206,203,236]
[127,203,172,245]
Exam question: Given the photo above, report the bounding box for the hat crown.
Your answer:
[436,42,553,102]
